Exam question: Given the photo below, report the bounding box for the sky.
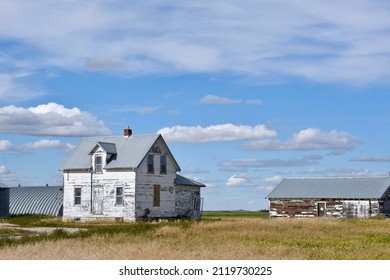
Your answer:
[1,0,390,211]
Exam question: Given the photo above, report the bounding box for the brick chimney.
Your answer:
[124,126,132,137]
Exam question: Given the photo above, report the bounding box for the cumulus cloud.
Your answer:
[1,1,389,84]
[200,95,262,105]
[157,123,276,143]
[242,128,359,153]
[0,103,110,137]
[226,175,250,187]
[0,140,14,151]
[264,176,283,185]
[0,165,10,174]
[19,139,75,151]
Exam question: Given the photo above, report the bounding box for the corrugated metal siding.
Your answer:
[9,187,63,216]
[267,177,390,199]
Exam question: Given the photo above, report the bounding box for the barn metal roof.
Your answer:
[175,175,206,187]
[9,186,63,216]
[60,134,180,171]
[267,177,390,199]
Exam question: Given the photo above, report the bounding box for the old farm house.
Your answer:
[267,177,390,218]
[60,129,205,221]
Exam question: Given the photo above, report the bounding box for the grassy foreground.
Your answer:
[1,213,390,260]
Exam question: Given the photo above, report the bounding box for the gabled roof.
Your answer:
[90,142,117,155]
[9,186,63,216]
[175,175,206,187]
[60,134,180,171]
[267,177,390,199]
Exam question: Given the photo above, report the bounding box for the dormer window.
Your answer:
[95,155,103,173]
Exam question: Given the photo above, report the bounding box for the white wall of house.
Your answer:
[63,169,137,221]
[135,138,177,219]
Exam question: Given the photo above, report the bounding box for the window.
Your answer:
[116,187,124,206]
[160,155,167,174]
[95,155,103,173]
[74,187,81,205]
[147,154,154,173]
[153,185,160,207]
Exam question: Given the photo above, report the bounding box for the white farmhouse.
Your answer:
[60,128,205,221]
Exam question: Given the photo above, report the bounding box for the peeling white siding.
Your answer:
[63,137,182,221]
[63,170,136,221]
[135,138,177,219]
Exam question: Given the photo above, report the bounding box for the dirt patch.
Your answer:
[0,222,87,234]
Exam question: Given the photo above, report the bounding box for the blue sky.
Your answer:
[1,0,390,210]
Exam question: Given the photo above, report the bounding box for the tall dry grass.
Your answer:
[1,218,390,260]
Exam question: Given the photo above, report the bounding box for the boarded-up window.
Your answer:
[95,155,103,173]
[147,154,154,173]
[116,187,124,206]
[74,187,81,205]
[160,155,167,174]
[153,185,160,207]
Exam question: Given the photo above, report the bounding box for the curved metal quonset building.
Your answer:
[9,186,64,216]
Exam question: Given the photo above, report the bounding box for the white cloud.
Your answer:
[184,166,210,174]
[19,139,75,151]
[0,103,110,137]
[157,123,276,143]
[136,107,158,115]
[200,95,262,105]
[226,175,250,186]
[0,72,44,102]
[264,176,283,185]
[0,165,10,174]
[200,95,242,104]
[242,128,359,153]
[0,140,14,151]
[1,1,389,84]
[220,157,319,172]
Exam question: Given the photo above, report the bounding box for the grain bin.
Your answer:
[0,185,10,217]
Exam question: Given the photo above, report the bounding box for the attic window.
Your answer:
[95,156,103,173]
[160,155,167,174]
[147,154,154,173]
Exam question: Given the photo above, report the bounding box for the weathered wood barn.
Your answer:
[60,129,205,221]
[267,177,390,218]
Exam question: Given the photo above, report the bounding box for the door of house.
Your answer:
[92,185,104,215]
[317,202,326,217]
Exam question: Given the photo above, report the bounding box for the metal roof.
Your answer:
[60,134,180,171]
[9,186,63,216]
[267,177,390,199]
[175,175,206,187]
[97,142,117,154]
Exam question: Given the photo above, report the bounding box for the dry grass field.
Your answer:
[1,213,390,260]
